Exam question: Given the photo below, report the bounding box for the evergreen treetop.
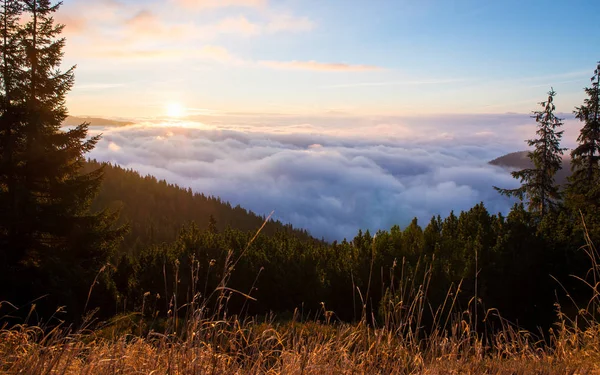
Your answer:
[568,62,600,206]
[495,88,564,217]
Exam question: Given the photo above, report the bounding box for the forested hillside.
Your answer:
[103,203,592,330]
[84,160,314,253]
[490,151,572,185]
[64,116,133,127]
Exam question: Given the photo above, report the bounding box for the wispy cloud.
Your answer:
[198,45,245,64]
[123,10,195,40]
[87,45,241,63]
[122,12,264,41]
[321,78,465,89]
[56,13,88,35]
[524,78,589,89]
[521,69,592,83]
[74,83,126,90]
[57,0,123,36]
[173,0,267,10]
[259,60,383,72]
[213,15,261,36]
[91,49,188,61]
[126,10,157,31]
[266,14,314,33]
[211,14,314,36]
[60,1,316,59]
[90,44,383,71]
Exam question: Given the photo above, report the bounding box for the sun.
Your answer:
[166,102,185,118]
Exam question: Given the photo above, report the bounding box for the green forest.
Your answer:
[2,2,600,373]
[0,0,599,332]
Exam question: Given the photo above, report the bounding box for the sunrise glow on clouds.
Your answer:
[58,0,600,119]
[53,0,600,238]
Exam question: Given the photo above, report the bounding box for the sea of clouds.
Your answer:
[85,114,580,240]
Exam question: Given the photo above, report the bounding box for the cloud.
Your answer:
[174,0,267,10]
[126,10,157,31]
[56,13,88,35]
[91,49,188,61]
[88,45,245,64]
[84,114,548,240]
[266,14,314,33]
[321,78,465,89]
[56,0,125,38]
[214,15,261,36]
[85,43,380,72]
[123,10,198,40]
[60,2,316,63]
[521,69,592,83]
[74,83,126,90]
[259,60,383,72]
[198,45,245,64]
[108,142,121,152]
[211,14,314,36]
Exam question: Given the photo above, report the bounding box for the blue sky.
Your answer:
[59,0,600,118]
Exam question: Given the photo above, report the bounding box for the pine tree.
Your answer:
[0,0,25,265]
[208,214,219,234]
[494,88,565,217]
[567,62,600,209]
[0,0,124,317]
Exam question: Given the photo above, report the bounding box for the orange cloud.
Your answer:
[92,49,188,61]
[258,60,382,72]
[121,11,269,41]
[124,10,196,40]
[214,15,261,36]
[125,10,158,32]
[199,45,244,64]
[174,0,266,10]
[211,14,313,36]
[86,45,244,64]
[57,0,123,35]
[85,45,381,72]
[55,13,88,35]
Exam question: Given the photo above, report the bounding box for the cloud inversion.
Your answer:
[82,114,570,240]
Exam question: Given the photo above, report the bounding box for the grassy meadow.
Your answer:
[2,225,600,375]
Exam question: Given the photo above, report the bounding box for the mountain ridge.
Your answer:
[64,116,134,127]
[489,150,572,185]
[85,160,317,253]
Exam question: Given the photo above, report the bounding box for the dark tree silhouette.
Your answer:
[0,0,124,318]
[567,62,600,212]
[495,88,564,217]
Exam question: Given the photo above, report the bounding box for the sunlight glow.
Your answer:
[166,102,185,117]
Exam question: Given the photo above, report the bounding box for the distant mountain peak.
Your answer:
[489,151,572,185]
[63,116,134,127]
[489,151,532,168]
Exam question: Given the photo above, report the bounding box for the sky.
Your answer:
[54,0,599,239]
[59,0,600,119]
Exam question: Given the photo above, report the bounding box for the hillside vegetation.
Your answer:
[84,160,314,252]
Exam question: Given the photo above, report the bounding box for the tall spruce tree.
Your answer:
[495,88,565,217]
[567,62,600,210]
[0,0,124,318]
[0,0,27,301]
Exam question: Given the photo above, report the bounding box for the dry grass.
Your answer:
[2,217,600,374]
[1,317,599,375]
